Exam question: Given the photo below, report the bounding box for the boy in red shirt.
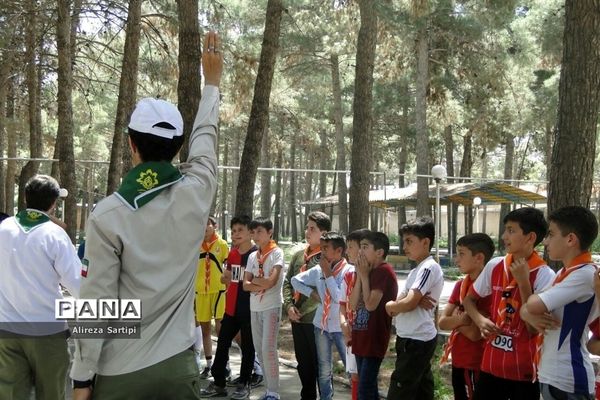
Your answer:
[463,207,555,400]
[349,231,398,400]
[439,233,495,400]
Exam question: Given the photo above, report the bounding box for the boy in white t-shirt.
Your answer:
[521,206,599,399]
[243,217,286,400]
[385,216,444,400]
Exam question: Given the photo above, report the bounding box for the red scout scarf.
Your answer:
[344,270,357,325]
[202,233,219,293]
[321,258,347,332]
[496,252,546,330]
[257,240,278,302]
[440,274,475,366]
[294,245,321,303]
[532,252,593,381]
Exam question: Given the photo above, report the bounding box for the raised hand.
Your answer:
[202,31,223,87]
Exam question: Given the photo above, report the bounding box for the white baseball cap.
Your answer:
[128,98,184,139]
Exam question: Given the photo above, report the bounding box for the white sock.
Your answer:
[254,355,263,375]
[194,326,203,355]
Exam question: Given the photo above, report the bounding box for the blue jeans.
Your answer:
[314,327,346,400]
[355,355,383,400]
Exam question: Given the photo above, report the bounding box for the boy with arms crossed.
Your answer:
[349,231,398,400]
[521,206,599,399]
[385,216,444,400]
[439,233,495,400]
[464,207,555,400]
[243,218,286,400]
[291,232,354,400]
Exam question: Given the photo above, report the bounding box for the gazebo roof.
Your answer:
[301,181,546,209]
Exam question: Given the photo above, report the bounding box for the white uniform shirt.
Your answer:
[394,256,444,341]
[538,264,598,395]
[0,212,81,335]
[246,247,286,312]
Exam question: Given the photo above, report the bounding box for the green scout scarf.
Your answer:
[116,161,183,210]
[15,209,51,233]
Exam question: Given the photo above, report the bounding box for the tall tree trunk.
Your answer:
[18,0,42,210]
[444,124,457,255]
[235,0,283,217]
[349,0,377,231]
[260,130,271,217]
[498,134,514,253]
[106,0,142,194]
[460,132,473,235]
[0,55,10,212]
[545,122,553,180]
[273,146,283,241]
[304,148,314,206]
[177,0,202,162]
[397,82,410,248]
[481,146,488,233]
[289,138,298,242]
[79,166,90,239]
[5,77,16,215]
[57,0,78,242]
[415,14,430,217]
[221,139,229,238]
[232,129,241,212]
[548,0,600,213]
[319,129,328,199]
[331,54,348,234]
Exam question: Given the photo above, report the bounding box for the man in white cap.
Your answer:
[70,31,223,400]
[0,174,81,399]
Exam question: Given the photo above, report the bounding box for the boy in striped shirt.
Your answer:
[521,206,599,399]
[464,207,555,400]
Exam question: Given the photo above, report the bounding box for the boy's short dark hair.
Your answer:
[308,211,331,232]
[503,207,548,247]
[230,214,252,229]
[250,217,273,231]
[128,124,184,163]
[363,231,390,258]
[320,231,346,253]
[0,212,9,223]
[346,228,370,244]
[456,233,495,264]
[548,206,598,251]
[25,175,61,212]
[400,216,435,250]
[207,216,217,226]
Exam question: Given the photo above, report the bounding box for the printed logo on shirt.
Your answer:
[27,211,43,220]
[81,258,89,277]
[491,334,514,352]
[231,265,245,282]
[353,305,370,331]
[136,169,159,191]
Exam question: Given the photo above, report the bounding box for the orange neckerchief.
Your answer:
[321,259,347,332]
[496,252,546,330]
[532,252,593,381]
[294,245,321,303]
[257,240,278,301]
[202,233,219,293]
[440,275,475,366]
[344,270,357,325]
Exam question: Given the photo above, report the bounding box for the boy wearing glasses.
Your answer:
[463,207,555,400]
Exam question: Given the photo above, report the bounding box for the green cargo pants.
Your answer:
[92,348,201,400]
[0,330,70,400]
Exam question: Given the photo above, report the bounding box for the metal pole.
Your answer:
[436,180,441,262]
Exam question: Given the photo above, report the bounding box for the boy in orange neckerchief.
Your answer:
[522,206,599,399]
[463,207,555,400]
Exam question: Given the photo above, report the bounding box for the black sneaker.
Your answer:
[250,373,264,388]
[199,382,227,398]
[230,382,251,400]
[227,375,243,387]
[199,366,212,379]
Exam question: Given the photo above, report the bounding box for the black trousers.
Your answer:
[473,371,540,400]
[211,313,255,387]
[387,336,437,400]
[452,367,480,400]
[291,322,319,400]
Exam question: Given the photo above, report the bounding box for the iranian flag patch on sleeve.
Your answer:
[81,258,89,277]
